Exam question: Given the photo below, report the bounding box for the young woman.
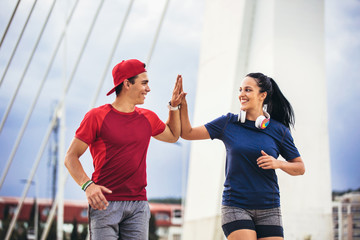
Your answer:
[180,73,305,240]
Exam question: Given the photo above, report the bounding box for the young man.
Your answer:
[64,59,184,239]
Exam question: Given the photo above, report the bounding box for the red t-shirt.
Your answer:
[75,104,166,201]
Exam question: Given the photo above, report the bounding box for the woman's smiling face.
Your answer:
[238,76,266,112]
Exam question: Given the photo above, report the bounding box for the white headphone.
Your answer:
[238,106,271,129]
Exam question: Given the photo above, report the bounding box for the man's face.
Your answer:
[128,72,150,105]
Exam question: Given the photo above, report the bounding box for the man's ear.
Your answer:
[123,79,131,89]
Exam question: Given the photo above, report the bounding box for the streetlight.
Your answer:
[20,178,38,240]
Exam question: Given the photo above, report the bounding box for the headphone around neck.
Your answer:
[238,109,270,129]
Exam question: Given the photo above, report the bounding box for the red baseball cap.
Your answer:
[106,59,147,96]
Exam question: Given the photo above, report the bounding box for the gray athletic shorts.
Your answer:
[221,205,283,238]
[89,201,150,240]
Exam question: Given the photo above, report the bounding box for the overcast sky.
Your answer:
[0,0,359,202]
[0,0,203,201]
[325,0,360,191]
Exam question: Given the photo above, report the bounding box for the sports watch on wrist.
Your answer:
[168,101,180,111]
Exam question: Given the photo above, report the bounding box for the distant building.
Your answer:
[0,196,88,224]
[149,202,182,240]
[332,192,360,240]
[0,196,89,239]
[0,196,183,239]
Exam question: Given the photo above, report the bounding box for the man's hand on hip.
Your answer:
[85,183,112,210]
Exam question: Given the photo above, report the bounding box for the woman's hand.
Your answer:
[170,74,186,107]
[257,150,305,175]
[256,150,282,170]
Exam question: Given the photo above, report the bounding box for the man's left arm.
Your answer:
[154,75,185,143]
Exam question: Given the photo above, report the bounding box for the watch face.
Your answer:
[168,102,179,110]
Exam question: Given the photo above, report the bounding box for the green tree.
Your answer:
[0,205,27,240]
[80,224,88,240]
[14,222,27,240]
[47,220,57,240]
[29,199,36,227]
[28,198,40,238]
[0,205,10,239]
[71,218,79,240]
[149,213,158,240]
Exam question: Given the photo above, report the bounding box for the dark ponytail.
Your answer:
[246,73,295,129]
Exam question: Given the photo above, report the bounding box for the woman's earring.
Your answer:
[263,104,268,112]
